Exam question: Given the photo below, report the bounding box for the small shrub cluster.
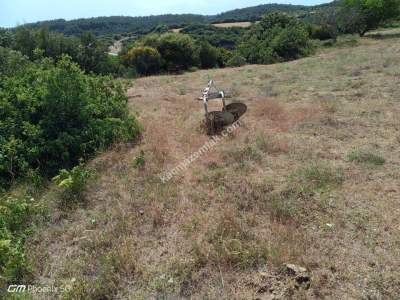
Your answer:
[53,163,92,203]
[0,194,44,288]
[9,27,126,76]
[238,13,313,64]
[124,33,220,74]
[124,46,162,75]
[133,150,146,169]
[226,55,247,67]
[0,51,141,188]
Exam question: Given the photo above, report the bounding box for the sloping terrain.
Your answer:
[29,32,400,299]
[22,2,338,36]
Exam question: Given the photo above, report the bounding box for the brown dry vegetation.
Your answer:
[212,22,255,28]
[27,32,400,299]
[171,21,255,33]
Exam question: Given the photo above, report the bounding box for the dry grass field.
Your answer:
[212,22,254,28]
[28,32,400,299]
[172,21,255,33]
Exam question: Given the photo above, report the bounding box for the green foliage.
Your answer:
[0,47,29,78]
[140,33,199,72]
[133,150,146,169]
[26,15,207,36]
[11,27,123,76]
[181,24,246,49]
[238,12,313,64]
[20,4,324,37]
[347,150,386,166]
[0,29,13,48]
[0,194,44,287]
[342,0,400,36]
[217,48,234,67]
[226,54,247,67]
[0,55,141,187]
[53,163,92,201]
[124,46,162,75]
[210,3,310,23]
[311,25,339,40]
[75,32,113,74]
[197,40,219,69]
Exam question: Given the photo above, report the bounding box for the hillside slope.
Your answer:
[29,32,400,299]
[23,2,338,36]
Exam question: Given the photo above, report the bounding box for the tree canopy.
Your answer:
[343,0,400,35]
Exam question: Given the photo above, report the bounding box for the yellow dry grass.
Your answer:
[212,22,254,28]
[29,32,400,299]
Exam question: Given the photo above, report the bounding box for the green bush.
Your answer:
[0,46,29,77]
[197,40,219,69]
[53,162,92,202]
[124,46,162,75]
[341,0,400,36]
[141,33,199,72]
[0,29,13,48]
[11,27,123,76]
[0,194,44,287]
[226,54,247,67]
[238,12,313,64]
[311,25,338,41]
[133,150,146,169]
[217,48,234,67]
[0,54,141,187]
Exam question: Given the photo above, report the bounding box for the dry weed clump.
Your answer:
[145,121,171,165]
[254,99,288,123]
[191,207,270,270]
[255,133,291,155]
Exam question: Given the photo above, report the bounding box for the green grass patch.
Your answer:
[0,192,46,292]
[347,150,386,166]
[288,163,343,194]
[268,163,343,222]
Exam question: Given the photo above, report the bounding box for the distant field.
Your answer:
[212,21,254,28]
[171,21,255,33]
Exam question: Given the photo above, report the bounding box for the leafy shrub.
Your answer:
[53,163,92,202]
[341,0,400,36]
[311,25,338,41]
[0,47,29,77]
[0,194,44,287]
[11,27,123,76]
[124,46,162,75]
[347,150,386,166]
[181,24,246,49]
[217,48,234,67]
[140,33,198,72]
[0,55,141,187]
[0,29,13,48]
[226,54,247,67]
[133,150,146,169]
[197,40,218,69]
[238,12,313,64]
